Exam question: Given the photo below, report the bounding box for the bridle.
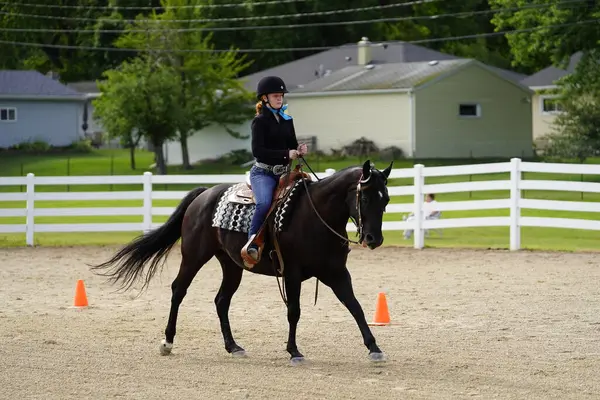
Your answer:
[298,157,374,246]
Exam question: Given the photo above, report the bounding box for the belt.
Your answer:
[255,161,290,175]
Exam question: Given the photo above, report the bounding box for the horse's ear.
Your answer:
[382,161,393,179]
[362,160,371,180]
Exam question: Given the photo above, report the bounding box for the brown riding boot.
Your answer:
[242,235,260,263]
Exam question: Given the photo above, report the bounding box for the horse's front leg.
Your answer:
[284,271,304,365]
[319,266,385,362]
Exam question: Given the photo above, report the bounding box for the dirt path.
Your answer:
[1,246,599,400]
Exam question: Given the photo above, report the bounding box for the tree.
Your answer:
[94,101,141,170]
[0,0,522,82]
[93,56,181,174]
[0,0,109,80]
[114,0,255,169]
[542,50,600,162]
[489,0,600,72]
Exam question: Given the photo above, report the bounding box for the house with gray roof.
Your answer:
[240,38,527,92]
[520,52,582,90]
[520,52,582,145]
[0,70,88,149]
[163,37,533,164]
[288,46,533,158]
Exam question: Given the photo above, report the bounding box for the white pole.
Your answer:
[25,173,35,246]
[509,158,521,251]
[142,172,153,233]
[413,164,424,249]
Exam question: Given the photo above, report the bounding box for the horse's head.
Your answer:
[349,160,392,249]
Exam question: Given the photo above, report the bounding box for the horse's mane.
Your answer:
[311,164,361,185]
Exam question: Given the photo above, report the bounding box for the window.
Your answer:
[541,96,563,114]
[458,103,481,118]
[0,107,17,122]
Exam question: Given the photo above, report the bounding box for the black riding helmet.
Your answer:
[256,76,288,99]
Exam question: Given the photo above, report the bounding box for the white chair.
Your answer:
[402,213,415,239]
[424,211,443,237]
[402,210,443,239]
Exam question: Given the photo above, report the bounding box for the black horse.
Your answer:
[90,159,392,364]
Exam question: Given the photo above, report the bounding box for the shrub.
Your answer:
[9,139,51,153]
[217,149,253,165]
[68,138,94,153]
[379,146,404,161]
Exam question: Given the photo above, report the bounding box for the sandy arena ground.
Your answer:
[1,245,599,400]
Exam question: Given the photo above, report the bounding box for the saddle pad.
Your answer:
[230,185,254,201]
[211,180,305,234]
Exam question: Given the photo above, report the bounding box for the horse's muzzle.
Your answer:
[362,233,383,249]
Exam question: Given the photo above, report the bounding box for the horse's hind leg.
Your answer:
[214,251,245,357]
[160,238,215,356]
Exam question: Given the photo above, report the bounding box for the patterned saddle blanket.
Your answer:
[211,180,304,234]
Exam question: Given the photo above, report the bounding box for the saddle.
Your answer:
[239,164,311,268]
[229,164,310,206]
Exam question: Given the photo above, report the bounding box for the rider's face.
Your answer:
[266,93,284,108]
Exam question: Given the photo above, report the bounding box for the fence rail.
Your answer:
[1,158,600,248]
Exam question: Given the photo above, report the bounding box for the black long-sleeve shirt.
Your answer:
[251,107,299,166]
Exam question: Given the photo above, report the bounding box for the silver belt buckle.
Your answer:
[255,162,270,171]
[272,164,287,175]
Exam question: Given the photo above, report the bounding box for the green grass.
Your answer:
[1,149,600,251]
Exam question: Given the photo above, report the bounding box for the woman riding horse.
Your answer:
[244,76,308,261]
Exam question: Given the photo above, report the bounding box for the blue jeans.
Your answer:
[248,165,279,239]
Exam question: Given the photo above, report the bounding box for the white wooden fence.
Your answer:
[1,158,600,249]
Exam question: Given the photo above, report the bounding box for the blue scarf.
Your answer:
[267,104,293,120]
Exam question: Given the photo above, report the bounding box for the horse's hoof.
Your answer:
[231,350,247,358]
[160,339,173,356]
[290,356,305,366]
[368,351,386,362]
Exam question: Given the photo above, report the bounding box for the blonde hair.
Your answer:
[255,101,263,115]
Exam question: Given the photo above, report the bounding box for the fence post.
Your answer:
[142,172,153,233]
[413,164,424,249]
[25,173,35,246]
[509,158,521,251]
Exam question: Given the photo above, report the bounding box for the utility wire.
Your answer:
[0,1,589,32]
[0,0,311,10]
[0,0,445,25]
[0,19,597,53]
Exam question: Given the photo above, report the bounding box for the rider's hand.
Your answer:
[289,149,299,159]
[297,143,308,156]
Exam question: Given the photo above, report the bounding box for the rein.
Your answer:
[298,156,366,246]
[269,163,296,307]
[269,157,368,307]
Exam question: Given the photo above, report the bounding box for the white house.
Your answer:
[168,37,532,163]
[68,37,533,164]
[519,52,581,148]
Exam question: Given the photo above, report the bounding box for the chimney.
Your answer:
[357,37,372,66]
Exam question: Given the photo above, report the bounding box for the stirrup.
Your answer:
[241,235,262,268]
[247,244,259,260]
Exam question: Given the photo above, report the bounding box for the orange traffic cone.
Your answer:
[368,292,390,326]
[73,279,89,308]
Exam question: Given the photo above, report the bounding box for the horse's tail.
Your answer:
[90,186,208,293]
